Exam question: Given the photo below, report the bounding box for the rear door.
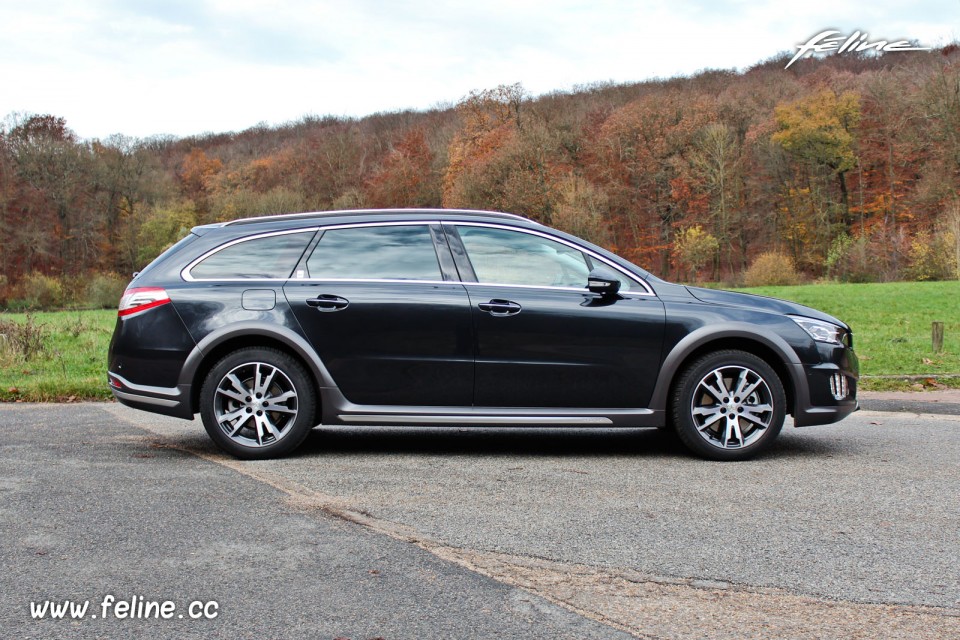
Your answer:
[284,223,474,407]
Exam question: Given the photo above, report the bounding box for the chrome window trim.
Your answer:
[285,278,641,296]
[182,228,320,282]
[291,278,453,286]
[184,222,444,282]
[448,221,656,296]
[287,278,599,293]
[181,219,656,299]
[460,281,623,294]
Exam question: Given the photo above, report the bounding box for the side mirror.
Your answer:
[587,267,622,296]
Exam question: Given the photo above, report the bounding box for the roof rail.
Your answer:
[221,208,538,226]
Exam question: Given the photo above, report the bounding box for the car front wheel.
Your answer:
[671,350,785,461]
[200,347,316,459]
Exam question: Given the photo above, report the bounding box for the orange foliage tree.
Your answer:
[366,128,438,208]
[585,91,715,274]
[177,148,223,221]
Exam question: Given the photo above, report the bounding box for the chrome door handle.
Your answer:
[478,299,521,316]
[306,295,349,312]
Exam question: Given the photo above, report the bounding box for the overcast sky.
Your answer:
[2,0,957,140]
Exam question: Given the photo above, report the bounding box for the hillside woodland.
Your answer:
[2,46,959,309]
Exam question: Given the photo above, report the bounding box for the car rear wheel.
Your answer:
[671,350,785,461]
[200,347,316,459]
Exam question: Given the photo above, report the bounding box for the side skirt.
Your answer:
[319,388,663,428]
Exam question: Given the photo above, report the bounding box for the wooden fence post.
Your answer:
[932,321,944,354]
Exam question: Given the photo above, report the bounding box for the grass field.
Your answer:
[0,309,116,402]
[0,280,957,402]
[739,281,960,388]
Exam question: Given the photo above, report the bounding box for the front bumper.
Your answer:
[794,396,859,426]
[791,345,860,427]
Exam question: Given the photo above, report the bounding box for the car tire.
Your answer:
[199,347,316,459]
[671,350,785,461]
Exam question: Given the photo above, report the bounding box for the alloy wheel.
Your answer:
[689,365,774,450]
[213,361,299,447]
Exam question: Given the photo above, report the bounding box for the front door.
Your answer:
[449,224,665,408]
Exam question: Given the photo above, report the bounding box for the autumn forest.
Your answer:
[2,46,959,308]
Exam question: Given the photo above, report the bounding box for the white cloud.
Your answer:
[1,0,956,139]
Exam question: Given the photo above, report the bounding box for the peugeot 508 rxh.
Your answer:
[108,209,858,461]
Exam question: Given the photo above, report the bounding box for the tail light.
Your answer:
[118,287,171,317]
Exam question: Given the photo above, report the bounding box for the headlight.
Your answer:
[790,316,843,345]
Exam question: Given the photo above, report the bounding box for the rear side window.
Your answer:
[189,231,314,280]
[306,225,441,281]
[136,232,199,281]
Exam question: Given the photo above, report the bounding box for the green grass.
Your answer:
[737,281,960,390]
[0,309,116,402]
[1,280,958,401]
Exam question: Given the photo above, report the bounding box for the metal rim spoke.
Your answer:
[692,405,725,429]
[260,414,281,440]
[740,405,773,427]
[217,387,246,403]
[266,405,297,415]
[701,374,727,403]
[228,415,251,437]
[226,373,248,396]
[267,390,296,404]
[722,417,744,448]
[219,407,248,427]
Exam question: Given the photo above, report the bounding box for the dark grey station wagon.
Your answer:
[108,209,858,461]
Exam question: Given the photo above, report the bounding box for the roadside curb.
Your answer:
[858,390,960,415]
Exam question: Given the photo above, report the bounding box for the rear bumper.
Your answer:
[108,372,194,420]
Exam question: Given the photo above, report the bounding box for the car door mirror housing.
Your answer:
[587,267,622,296]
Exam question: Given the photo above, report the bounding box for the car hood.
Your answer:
[684,286,848,330]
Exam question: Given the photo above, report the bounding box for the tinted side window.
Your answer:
[190,231,314,280]
[306,225,441,280]
[457,226,591,288]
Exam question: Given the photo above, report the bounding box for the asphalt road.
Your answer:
[0,403,627,640]
[3,402,959,638]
